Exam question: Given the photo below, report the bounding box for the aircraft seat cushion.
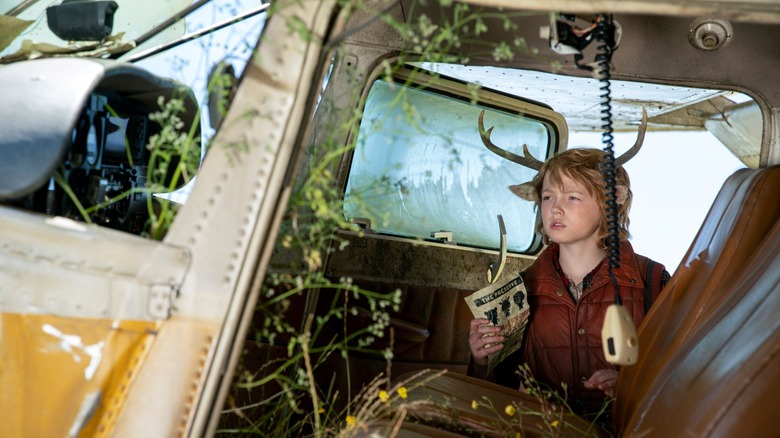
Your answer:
[616,218,780,436]
[382,370,609,438]
[615,165,780,428]
[337,279,475,363]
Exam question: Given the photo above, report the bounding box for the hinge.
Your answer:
[431,230,453,243]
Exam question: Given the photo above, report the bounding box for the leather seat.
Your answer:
[615,165,780,434]
[372,369,609,437]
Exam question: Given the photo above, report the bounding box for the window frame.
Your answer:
[342,64,569,255]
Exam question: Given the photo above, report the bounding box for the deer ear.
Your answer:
[616,184,629,205]
[509,183,535,202]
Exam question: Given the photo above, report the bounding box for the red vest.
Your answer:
[492,241,667,418]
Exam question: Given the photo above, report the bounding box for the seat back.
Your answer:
[614,165,780,435]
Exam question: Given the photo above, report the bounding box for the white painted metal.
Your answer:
[0,208,189,321]
[110,0,340,436]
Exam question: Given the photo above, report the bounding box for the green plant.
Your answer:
[143,95,202,239]
[216,1,609,437]
[55,94,200,240]
[215,38,404,432]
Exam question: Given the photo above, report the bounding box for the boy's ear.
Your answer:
[509,183,535,201]
[616,185,629,205]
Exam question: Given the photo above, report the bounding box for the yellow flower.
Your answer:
[318,407,325,414]
[515,433,523,438]
[505,405,516,416]
[379,390,390,402]
[397,386,408,399]
[550,420,560,428]
[346,415,357,429]
[471,400,478,410]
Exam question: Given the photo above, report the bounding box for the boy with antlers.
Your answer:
[468,109,670,421]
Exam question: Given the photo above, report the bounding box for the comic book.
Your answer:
[464,275,530,374]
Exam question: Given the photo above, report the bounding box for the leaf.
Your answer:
[0,15,33,53]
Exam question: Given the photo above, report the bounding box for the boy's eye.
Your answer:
[569,196,579,201]
[542,195,551,201]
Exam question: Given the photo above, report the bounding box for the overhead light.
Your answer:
[688,17,733,51]
[46,0,118,41]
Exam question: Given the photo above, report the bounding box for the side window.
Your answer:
[343,69,567,253]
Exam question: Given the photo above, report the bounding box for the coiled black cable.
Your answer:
[594,15,623,305]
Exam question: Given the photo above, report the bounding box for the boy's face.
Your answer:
[540,172,602,249]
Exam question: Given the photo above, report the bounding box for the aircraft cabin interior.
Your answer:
[0,0,778,436]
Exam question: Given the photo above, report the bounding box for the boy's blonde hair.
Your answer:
[527,148,632,249]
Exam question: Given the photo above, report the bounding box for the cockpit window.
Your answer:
[344,71,565,253]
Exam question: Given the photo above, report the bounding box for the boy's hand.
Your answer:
[584,369,618,396]
[469,318,504,366]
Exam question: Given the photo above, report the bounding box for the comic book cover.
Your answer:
[464,275,530,374]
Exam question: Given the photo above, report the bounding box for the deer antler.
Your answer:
[479,107,648,170]
[478,110,544,170]
[615,107,648,167]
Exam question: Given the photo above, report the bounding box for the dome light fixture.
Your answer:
[688,17,733,51]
